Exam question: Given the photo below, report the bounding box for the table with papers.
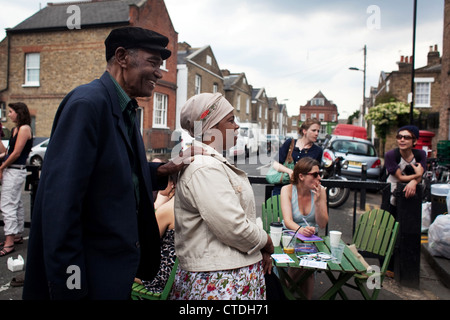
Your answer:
[272,236,367,300]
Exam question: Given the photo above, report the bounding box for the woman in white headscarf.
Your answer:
[170,93,274,300]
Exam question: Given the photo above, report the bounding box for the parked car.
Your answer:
[322,135,381,180]
[26,138,49,167]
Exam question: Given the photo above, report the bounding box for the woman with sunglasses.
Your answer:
[384,125,427,217]
[280,157,328,299]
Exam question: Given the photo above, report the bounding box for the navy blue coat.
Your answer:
[22,72,166,300]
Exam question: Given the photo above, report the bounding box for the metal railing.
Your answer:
[248,176,391,235]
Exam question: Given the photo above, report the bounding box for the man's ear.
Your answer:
[114,47,128,68]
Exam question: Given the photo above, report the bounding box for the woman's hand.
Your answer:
[300,226,316,237]
[261,235,274,274]
[312,183,326,204]
[261,251,273,275]
[403,179,418,198]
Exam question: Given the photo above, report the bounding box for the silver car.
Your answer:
[322,135,381,180]
[27,138,49,167]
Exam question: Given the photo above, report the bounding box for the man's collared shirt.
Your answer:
[109,72,140,206]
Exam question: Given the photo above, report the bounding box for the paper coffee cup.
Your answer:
[329,230,342,247]
[270,222,283,234]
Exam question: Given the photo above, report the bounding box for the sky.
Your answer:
[0,0,445,119]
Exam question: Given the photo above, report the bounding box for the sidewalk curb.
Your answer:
[421,243,450,289]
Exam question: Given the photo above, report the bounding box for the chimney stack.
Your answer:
[397,54,412,72]
[427,44,441,66]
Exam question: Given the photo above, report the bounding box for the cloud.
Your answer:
[1,0,445,118]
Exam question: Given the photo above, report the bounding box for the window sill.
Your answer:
[22,83,40,88]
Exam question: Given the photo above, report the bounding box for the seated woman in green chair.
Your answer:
[134,174,177,293]
[280,157,328,299]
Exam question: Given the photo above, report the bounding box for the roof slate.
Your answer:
[9,0,140,33]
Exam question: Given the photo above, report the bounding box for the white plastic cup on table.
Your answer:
[270,231,282,247]
[331,243,346,264]
[329,230,342,247]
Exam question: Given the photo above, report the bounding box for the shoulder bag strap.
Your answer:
[285,139,295,164]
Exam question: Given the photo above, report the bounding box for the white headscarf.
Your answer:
[180,93,234,138]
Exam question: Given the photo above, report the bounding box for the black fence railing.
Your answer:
[248,176,390,235]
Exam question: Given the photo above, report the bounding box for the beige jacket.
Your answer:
[174,142,268,272]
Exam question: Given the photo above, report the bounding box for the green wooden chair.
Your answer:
[131,258,179,300]
[345,208,399,300]
[262,195,283,232]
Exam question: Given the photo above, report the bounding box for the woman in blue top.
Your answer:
[280,157,328,299]
[271,118,323,196]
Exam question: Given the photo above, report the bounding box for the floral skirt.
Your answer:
[169,261,266,300]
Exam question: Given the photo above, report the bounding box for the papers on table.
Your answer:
[271,254,295,263]
[299,259,327,269]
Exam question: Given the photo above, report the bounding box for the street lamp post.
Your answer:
[349,45,367,128]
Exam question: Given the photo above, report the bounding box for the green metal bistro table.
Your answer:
[273,236,367,300]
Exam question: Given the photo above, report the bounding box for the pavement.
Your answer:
[0,187,449,301]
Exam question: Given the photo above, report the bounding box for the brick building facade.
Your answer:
[376,45,442,152]
[299,91,338,140]
[0,0,178,155]
[223,70,253,124]
[439,0,450,142]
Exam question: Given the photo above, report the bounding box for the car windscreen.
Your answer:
[331,140,375,156]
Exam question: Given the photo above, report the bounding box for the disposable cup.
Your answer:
[270,222,283,234]
[282,230,295,254]
[331,243,346,264]
[329,230,342,247]
[270,231,282,247]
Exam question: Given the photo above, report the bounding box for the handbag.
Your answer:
[266,139,295,184]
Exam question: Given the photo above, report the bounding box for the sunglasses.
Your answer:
[305,172,320,178]
[396,134,414,140]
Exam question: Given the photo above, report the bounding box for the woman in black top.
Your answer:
[271,118,323,196]
[0,102,33,257]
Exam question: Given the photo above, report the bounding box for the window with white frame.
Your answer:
[195,74,202,94]
[311,98,324,106]
[331,114,336,122]
[311,113,316,119]
[236,94,241,111]
[213,83,218,93]
[414,78,434,108]
[319,113,325,121]
[300,114,306,121]
[24,53,40,86]
[258,105,262,118]
[153,93,168,128]
[206,55,212,65]
[246,98,250,114]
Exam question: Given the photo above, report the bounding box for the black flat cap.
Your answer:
[105,27,171,61]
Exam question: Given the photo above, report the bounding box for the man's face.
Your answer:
[123,49,163,98]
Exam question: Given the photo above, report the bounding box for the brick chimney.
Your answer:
[427,44,441,66]
[397,55,412,72]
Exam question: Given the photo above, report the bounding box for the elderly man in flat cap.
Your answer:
[23,27,191,300]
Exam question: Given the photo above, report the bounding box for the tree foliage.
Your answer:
[365,101,419,142]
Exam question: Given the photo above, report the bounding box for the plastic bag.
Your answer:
[422,202,431,233]
[428,214,450,259]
